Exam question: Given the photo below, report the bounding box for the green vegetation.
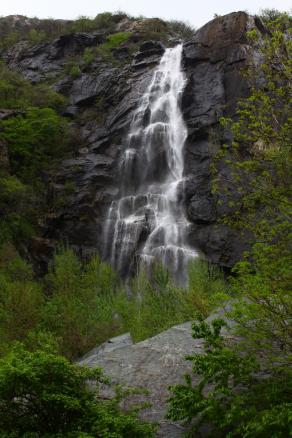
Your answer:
[0,12,132,49]
[1,107,68,181]
[119,261,226,342]
[0,11,195,54]
[168,317,292,437]
[97,32,131,61]
[0,341,156,437]
[0,62,65,110]
[83,47,96,65]
[69,64,82,78]
[0,246,225,359]
[0,63,72,252]
[0,176,35,244]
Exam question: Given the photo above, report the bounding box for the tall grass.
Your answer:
[116,260,227,342]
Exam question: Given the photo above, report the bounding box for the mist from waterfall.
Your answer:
[103,44,197,284]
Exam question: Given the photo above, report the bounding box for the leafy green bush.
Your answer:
[0,107,68,181]
[168,317,292,437]
[41,249,123,359]
[83,47,96,65]
[213,10,292,361]
[0,254,43,355]
[259,8,291,31]
[28,28,47,43]
[94,12,115,31]
[97,31,131,60]
[0,245,224,359]
[71,15,99,33]
[40,252,226,357]
[0,341,156,437]
[0,175,36,244]
[117,260,226,342]
[70,64,82,78]
[0,62,65,110]
[105,31,132,48]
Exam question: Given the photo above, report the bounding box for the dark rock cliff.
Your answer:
[1,12,266,271]
[182,11,258,267]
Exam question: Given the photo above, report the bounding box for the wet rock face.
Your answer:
[2,12,265,270]
[181,11,262,267]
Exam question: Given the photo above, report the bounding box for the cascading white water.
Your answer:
[103,44,197,283]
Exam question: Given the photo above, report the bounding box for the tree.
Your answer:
[0,341,156,437]
[41,249,123,359]
[216,11,292,360]
[167,317,292,437]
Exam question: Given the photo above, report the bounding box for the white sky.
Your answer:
[0,0,291,28]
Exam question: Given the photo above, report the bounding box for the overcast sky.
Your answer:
[0,0,291,28]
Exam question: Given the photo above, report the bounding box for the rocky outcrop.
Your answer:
[79,323,198,436]
[1,11,266,271]
[79,311,236,436]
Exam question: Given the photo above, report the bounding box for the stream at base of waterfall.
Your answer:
[103,44,197,284]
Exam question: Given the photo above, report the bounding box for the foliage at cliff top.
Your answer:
[0,11,195,50]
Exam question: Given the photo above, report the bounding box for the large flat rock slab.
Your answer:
[79,322,204,436]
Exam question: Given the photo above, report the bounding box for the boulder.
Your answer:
[79,312,237,436]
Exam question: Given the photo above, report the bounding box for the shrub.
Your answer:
[168,317,292,437]
[0,254,43,354]
[0,107,68,181]
[71,15,98,33]
[166,19,195,38]
[83,47,95,65]
[70,64,82,78]
[0,175,35,244]
[117,260,226,342]
[105,31,132,48]
[97,31,131,60]
[41,249,123,359]
[0,342,156,437]
[168,12,292,436]
[0,62,65,110]
[28,28,47,43]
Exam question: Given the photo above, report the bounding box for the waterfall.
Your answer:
[103,44,197,283]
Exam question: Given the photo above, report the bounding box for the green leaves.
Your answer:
[168,318,292,437]
[0,342,156,437]
[1,107,68,181]
[0,62,65,110]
